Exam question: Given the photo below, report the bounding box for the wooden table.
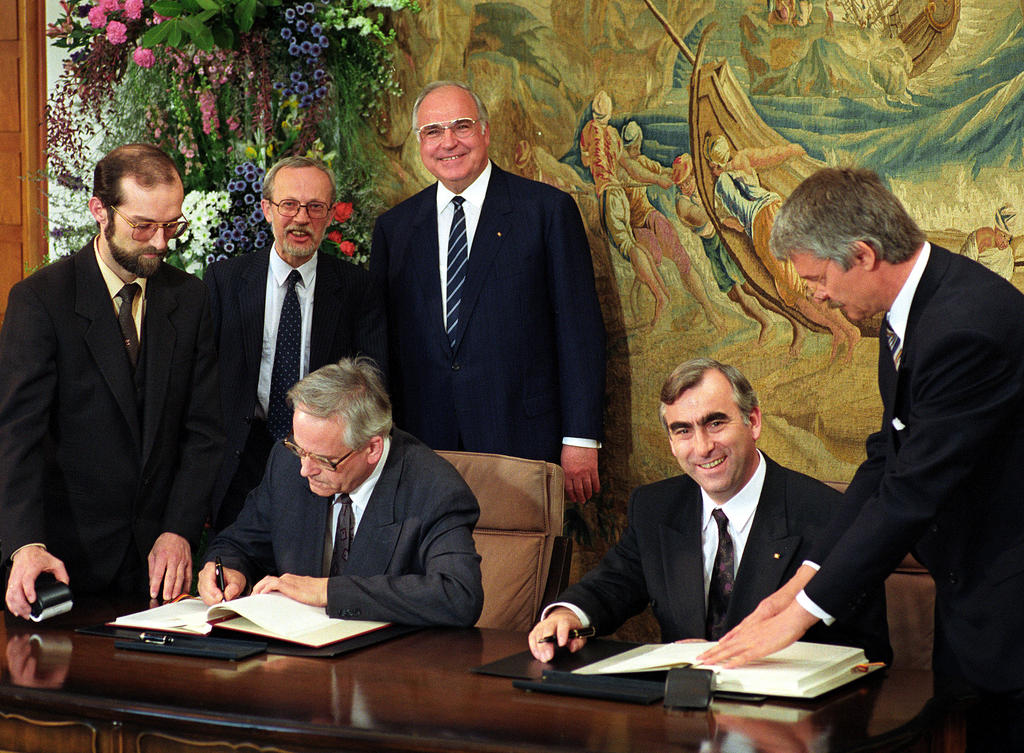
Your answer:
[0,600,960,753]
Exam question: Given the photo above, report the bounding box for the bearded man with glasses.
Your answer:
[198,357,483,627]
[204,155,387,533]
[0,143,224,616]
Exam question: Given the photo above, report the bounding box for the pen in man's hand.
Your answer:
[537,626,596,643]
[215,556,226,601]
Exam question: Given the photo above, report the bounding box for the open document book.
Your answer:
[111,594,389,648]
[574,641,880,699]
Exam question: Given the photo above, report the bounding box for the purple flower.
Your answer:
[281,27,293,40]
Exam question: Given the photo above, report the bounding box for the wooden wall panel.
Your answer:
[0,0,45,326]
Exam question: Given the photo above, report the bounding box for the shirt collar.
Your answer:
[435,161,492,213]
[93,236,148,299]
[701,450,765,535]
[345,434,391,513]
[269,246,318,288]
[885,241,930,342]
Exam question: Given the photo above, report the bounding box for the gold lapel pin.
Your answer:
[772,553,781,559]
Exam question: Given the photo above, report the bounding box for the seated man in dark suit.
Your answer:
[529,358,890,663]
[197,357,483,627]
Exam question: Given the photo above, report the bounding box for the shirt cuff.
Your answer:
[541,601,591,628]
[9,543,47,562]
[796,589,835,625]
[562,437,601,449]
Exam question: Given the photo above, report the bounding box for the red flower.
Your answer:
[328,230,344,245]
[339,240,356,257]
[332,202,353,223]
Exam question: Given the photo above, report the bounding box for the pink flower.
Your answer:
[332,202,353,223]
[106,20,128,44]
[124,0,143,19]
[87,5,107,27]
[99,0,121,11]
[132,47,155,68]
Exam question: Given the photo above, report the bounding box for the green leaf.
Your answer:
[140,22,172,47]
[211,24,236,50]
[235,0,257,31]
[167,21,183,47]
[151,1,184,16]
[181,15,214,51]
[195,0,221,10]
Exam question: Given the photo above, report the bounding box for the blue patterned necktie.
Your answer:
[706,507,735,641]
[446,196,468,349]
[884,317,902,371]
[267,269,302,440]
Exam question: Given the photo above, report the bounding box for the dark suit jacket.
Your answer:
[204,248,387,525]
[0,242,223,593]
[204,428,483,627]
[559,456,891,663]
[807,246,1024,691]
[370,164,605,462]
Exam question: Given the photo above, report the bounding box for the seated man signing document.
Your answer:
[529,358,890,664]
[198,357,483,627]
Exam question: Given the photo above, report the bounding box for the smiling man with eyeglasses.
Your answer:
[0,143,224,616]
[204,156,388,532]
[371,80,606,505]
[198,357,483,627]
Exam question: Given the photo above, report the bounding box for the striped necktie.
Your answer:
[446,196,468,349]
[884,317,902,370]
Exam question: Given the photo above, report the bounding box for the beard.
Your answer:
[276,222,323,261]
[105,221,165,278]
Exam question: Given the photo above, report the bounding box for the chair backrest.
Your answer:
[436,450,570,632]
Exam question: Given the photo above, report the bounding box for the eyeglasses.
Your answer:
[108,205,189,240]
[283,437,357,471]
[414,118,482,143]
[268,199,331,219]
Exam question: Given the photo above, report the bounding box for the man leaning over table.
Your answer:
[198,357,483,627]
[529,358,890,665]
[699,167,1024,752]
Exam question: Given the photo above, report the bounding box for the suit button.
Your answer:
[947,572,958,584]
[451,363,461,371]
[234,450,242,457]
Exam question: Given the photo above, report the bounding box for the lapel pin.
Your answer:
[497,231,502,237]
[773,553,781,559]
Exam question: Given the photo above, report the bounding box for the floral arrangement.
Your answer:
[44,0,418,271]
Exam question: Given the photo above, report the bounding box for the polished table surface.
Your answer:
[0,599,954,753]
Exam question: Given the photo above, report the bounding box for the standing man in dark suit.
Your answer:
[529,358,889,664]
[197,358,483,627]
[0,144,223,616]
[702,168,1024,750]
[205,156,387,530]
[370,81,605,504]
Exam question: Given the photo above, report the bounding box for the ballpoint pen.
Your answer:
[537,626,596,643]
[215,556,226,601]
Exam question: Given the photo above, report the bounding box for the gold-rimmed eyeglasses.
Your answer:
[282,437,357,471]
[268,199,331,219]
[414,118,483,143]
[108,204,189,241]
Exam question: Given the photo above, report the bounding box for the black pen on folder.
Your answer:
[538,627,596,643]
[215,556,226,601]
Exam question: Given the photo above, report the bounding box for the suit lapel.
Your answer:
[728,458,801,628]
[310,252,341,369]
[451,163,511,352]
[140,268,176,463]
[240,249,269,383]
[659,486,707,638]
[344,433,402,576]
[408,187,450,353]
[74,246,142,449]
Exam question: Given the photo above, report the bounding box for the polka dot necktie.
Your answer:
[267,269,302,441]
[116,282,141,369]
[706,507,735,641]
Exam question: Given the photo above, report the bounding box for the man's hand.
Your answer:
[5,546,69,620]
[252,574,328,607]
[197,560,246,604]
[527,607,586,662]
[699,600,818,667]
[727,564,817,636]
[561,445,599,504]
[147,532,192,601]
